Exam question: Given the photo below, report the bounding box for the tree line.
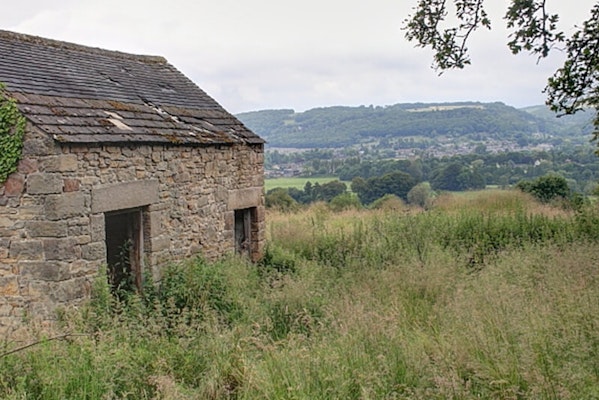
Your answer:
[269,146,599,193]
[266,147,599,210]
[238,102,595,149]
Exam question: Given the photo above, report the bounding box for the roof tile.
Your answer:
[0,30,263,145]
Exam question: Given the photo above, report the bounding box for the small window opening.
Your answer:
[105,208,143,294]
[235,208,253,257]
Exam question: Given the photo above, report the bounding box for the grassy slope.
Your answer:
[1,190,599,399]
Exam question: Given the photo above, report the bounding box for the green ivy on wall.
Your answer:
[0,83,26,184]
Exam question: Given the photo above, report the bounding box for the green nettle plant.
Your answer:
[0,84,26,184]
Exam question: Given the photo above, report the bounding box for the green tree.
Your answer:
[407,182,434,208]
[458,168,486,190]
[314,180,347,202]
[266,188,299,211]
[352,171,417,204]
[329,193,362,212]
[431,162,464,191]
[351,176,368,195]
[304,181,313,199]
[287,187,309,204]
[404,1,599,148]
[516,173,570,202]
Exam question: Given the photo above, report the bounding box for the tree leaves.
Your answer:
[404,1,599,150]
[404,0,491,70]
[545,4,599,148]
[505,0,564,58]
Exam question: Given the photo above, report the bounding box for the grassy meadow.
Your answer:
[265,176,342,192]
[1,190,599,399]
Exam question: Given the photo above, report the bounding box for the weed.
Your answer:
[2,189,599,398]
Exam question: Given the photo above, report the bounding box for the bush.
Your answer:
[259,244,298,276]
[328,192,362,212]
[407,182,434,209]
[516,174,570,203]
[369,194,406,211]
[351,171,416,205]
[156,258,242,324]
[266,187,299,211]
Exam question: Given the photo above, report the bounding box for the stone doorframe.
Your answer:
[227,187,263,261]
[91,180,160,288]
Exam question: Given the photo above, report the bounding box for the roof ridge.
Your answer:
[0,29,167,64]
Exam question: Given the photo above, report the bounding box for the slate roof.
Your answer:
[0,30,264,145]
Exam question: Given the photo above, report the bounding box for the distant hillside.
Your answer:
[520,105,596,135]
[237,102,595,148]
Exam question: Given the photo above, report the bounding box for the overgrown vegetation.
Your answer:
[266,170,581,211]
[2,190,599,398]
[0,83,25,184]
[266,146,599,203]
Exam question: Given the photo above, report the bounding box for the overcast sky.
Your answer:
[1,1,596,113]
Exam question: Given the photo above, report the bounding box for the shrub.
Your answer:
[369,194,406,211]
[265,187,298,211]
[352,171,416,204]
[407,182,434,209]
[516,174,571,203]
[156,258,242,324]
[259,244,298,277]
[328,192,362,212]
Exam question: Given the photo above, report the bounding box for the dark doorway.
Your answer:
[234,208,253,257]
[105,209,142,293]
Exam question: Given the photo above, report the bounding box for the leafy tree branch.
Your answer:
[546,3,599,141]
[404,1,599,150]
[404,0,491,69]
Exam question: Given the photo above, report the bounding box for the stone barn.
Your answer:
[0,30,265,330]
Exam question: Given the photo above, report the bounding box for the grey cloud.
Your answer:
[2,0,595,113]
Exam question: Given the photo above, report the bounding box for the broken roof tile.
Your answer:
[0,30,264,146]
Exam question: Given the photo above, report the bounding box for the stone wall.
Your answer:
[0,124,265,332]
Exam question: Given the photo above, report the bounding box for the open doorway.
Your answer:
[234,208,255,257]
[105,208,143,294]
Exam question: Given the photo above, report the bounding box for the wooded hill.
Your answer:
[237,102,596,148]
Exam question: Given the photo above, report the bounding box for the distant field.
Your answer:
[265,176,343,192]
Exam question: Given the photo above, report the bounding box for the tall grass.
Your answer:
[1,190,599,398]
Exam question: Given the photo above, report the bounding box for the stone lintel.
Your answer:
[227,187,263,210]
[92,180,159,213]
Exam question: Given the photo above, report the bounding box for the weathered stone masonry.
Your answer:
[0,30,266,333]
[0,124,265,330]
